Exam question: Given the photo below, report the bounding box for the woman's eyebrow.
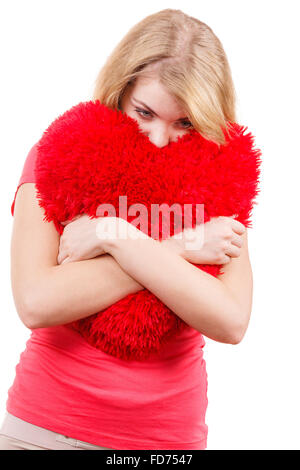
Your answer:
[132,98,158,115]
[132,97,188,120]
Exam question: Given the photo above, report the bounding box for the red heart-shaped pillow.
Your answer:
[35,100,261,361]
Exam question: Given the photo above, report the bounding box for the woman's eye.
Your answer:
[180,121,193,129]
[134,108,193,129]
[134,108,151,118]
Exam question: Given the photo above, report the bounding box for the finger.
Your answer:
[221,254,231,264]
[57,251,67,265]
[225,243,241,258]
[231,218,246,235]
[231,233,243,248]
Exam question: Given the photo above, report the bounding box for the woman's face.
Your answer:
[119,76,193,148]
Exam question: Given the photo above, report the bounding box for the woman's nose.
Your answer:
[148,131,170,148]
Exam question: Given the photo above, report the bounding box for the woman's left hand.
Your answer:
[57,214,107,265]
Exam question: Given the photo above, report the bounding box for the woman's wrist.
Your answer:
[160,227,206,264]
[98,218,190,260]
[97,217,150,255]
[96,217,201,265]
[160,236,187,259]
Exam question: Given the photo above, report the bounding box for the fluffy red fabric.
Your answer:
[34,100,262,361]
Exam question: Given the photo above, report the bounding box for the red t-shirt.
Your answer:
[8,143,208,450]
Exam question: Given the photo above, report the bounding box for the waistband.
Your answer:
[0,412,111,450]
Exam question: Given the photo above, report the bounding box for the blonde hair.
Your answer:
[92,8,237,146]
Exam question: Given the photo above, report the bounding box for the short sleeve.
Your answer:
[11,143,39,216]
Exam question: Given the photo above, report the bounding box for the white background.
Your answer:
[1,0,299,450]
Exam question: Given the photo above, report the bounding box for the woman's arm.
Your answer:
[102,221,253,345]
[11,184,144,329]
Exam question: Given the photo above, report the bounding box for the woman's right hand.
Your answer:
[161,216,246,265]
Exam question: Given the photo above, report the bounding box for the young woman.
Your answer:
[0,9,252,450]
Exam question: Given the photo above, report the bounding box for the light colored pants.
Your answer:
[0,412,114,450]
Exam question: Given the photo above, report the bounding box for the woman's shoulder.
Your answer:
[22,142,39,177]
[11,142,39,216]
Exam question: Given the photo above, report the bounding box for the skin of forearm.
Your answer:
[29,254,144,329]
[106,236,243,344]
